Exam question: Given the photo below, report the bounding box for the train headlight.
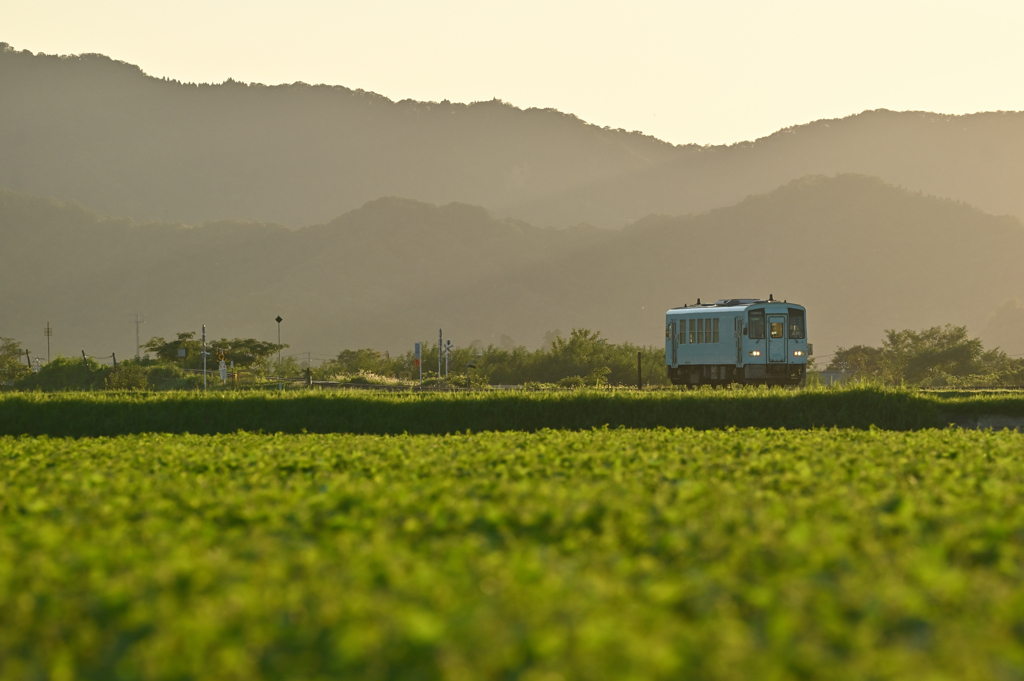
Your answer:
[748,350,761,356]
[793,350,805,356]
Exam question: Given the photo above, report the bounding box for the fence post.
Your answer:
[637,351,642,390]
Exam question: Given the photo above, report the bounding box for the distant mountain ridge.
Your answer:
[507,109,1024,227]
[0,43,676,227]
[2,175,1022,362]
[4,44,1024,228]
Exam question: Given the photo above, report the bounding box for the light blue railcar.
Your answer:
[665,297,810,386]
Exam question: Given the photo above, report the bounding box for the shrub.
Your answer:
[0,337,31,384]
[16,356,109,391]
[105,361,148,390]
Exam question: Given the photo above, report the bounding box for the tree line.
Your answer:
[4,324,1020,390]
[313,328,667,388]
[0,329,666,390]
[825,325,1024,387]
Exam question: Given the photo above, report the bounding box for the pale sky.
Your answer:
[5,0,1024,145]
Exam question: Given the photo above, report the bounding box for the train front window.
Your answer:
[770,322,784,338]
[678,321,684,343]
[788,308,805,339]
[748,310,765,339]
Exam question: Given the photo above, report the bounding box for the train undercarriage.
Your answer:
[668,364,806,387]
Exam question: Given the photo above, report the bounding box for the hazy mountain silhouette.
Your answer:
[2,175,1022,363]
[0,44,675,228]
[5,44,1024,228]
[507,109,1024,227]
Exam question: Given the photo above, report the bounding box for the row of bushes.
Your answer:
[11,356,204,392]
[0,385,1000,437]
[14,324,1020,392]
[313,329,669,387]
[4,329,668,391]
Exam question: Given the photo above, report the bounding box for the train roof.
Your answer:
[666,298,804,315]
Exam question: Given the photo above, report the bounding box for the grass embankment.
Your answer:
[3,428,1024,679]
[1,386,1023,436]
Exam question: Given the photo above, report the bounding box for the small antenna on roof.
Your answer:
[697,298,701,305]
[769,294,774,302]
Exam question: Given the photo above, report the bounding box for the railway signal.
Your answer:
[276,316,283,391]
[414,342,422,386]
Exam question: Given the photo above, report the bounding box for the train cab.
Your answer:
[665,297,810,386]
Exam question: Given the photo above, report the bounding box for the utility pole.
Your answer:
[276,316,283,391]
[129,314,145,359]
[44,322,52,363]
[438,328,442,383]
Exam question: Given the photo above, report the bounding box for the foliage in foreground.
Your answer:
[2,428,1024,680]
[3,385,1024,436]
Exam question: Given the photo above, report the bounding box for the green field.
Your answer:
[2,386,1024,437]
[3,427,1024,680]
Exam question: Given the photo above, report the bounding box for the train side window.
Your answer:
[696,318,703,343]
[678,321,685,344]
[788,308,805,339]
[689,320,696,344]
[712,318,720,343]
[704,319,711,344]
[770,322,784,338]
[748,310,765,339]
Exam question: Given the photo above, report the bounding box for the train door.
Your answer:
[768,315,787,362]
[734,317,743,366]
[671,320,678,366]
